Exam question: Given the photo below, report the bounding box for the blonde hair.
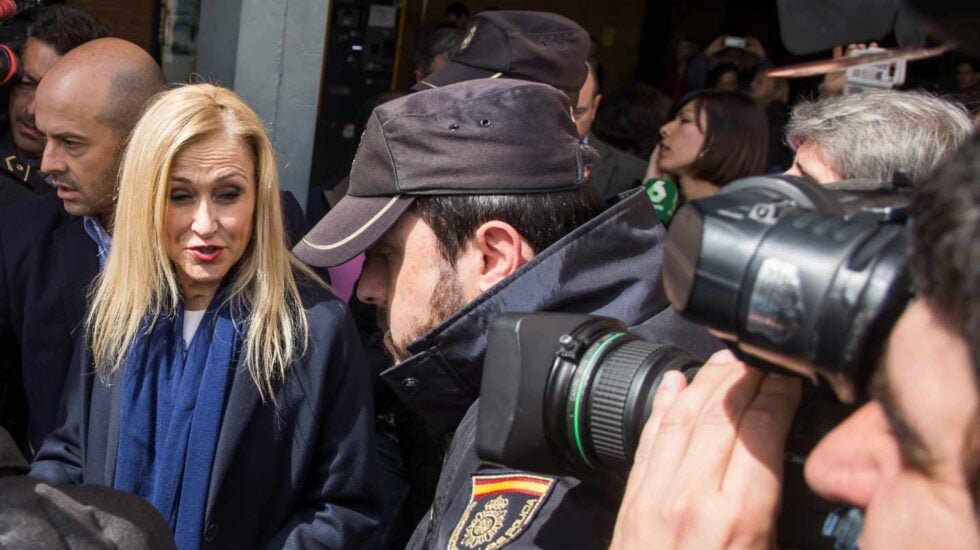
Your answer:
[87,83,322,401]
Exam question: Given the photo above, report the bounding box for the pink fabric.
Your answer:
[327,254,365,303]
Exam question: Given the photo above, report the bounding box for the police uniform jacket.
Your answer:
[0,128,48,209]
[382,190,723,549]
[30,282,380,549]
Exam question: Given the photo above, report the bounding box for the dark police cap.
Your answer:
[414,10,590,98]
[294,79,590,267]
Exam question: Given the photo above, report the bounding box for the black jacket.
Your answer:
[0,426,176,549]
[382,191,722,548]
[587,133,647,201]
[30,282,380,549]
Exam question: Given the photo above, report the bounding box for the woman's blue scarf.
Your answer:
[113,294,239,550]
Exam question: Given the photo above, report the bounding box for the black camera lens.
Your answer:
[478,313,699,477]
[549,330,700,472]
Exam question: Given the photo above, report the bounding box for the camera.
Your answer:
[478,176,910,547]
[723,36,747,49]
[663,175,911,404]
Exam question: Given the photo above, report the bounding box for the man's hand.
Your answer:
[610,350,802,550]
[745,37,767,61]
[705,36,727,57]
[822,43,879,97]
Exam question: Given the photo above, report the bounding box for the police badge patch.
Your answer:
[448,473,556,550]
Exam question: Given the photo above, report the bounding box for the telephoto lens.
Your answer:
[478,311,854,549]
[478,312,699,477]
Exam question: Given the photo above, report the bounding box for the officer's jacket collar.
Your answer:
[380,191,673,434]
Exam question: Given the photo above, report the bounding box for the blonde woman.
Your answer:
[30,84,379,549]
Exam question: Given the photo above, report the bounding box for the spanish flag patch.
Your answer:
[448,473,556,550]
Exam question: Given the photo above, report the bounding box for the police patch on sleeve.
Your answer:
[448,473,556,550]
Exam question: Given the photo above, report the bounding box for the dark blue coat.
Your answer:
[30,282,380,549]
[0,191,310,454]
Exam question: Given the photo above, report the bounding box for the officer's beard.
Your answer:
[378,262,467,363]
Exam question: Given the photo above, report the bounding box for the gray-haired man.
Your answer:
[784,89,972,185]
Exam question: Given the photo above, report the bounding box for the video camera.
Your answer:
[477,175,912,548]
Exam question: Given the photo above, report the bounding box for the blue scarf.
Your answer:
[113,296,239,550]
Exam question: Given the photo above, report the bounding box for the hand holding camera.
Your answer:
[610,350,801,550]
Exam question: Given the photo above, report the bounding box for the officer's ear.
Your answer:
[468,221,534,293]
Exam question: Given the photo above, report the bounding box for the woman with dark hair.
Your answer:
[644,90,768,221]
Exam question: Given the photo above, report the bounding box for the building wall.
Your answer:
[66,0,159,55]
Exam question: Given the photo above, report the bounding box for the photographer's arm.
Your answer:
[610,350,801,550]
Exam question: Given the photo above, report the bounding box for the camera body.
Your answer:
[664,175,911,403]
[723,36,747,49]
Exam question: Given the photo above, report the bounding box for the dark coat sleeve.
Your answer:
[28,338,87,486]
[261,299,380,549]
[0,221,24,451]
[281,190,309,249]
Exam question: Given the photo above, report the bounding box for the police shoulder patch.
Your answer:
[448,473,556,550]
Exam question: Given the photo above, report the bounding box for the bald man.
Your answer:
[0,38,166,454]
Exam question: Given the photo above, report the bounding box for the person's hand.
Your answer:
[745,37,767,60]
[822,43,878,97]
[610,350,802,550]
[705,35,727,57]
[644,144,664,181]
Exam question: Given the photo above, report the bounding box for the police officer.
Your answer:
[296,77,720,548]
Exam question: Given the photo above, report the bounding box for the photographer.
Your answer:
[0,5,109,207]
[611,132,980,549]
[295,78,720,548]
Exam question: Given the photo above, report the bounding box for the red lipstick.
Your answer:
[189,245,224,262]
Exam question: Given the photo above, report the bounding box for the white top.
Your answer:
[183,310,207,349]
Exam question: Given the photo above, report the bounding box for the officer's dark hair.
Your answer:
[27,5,111,56]
[676,89,768,186]
[415,27,465,76]
[411,186,605,264]
[910,132,980,382]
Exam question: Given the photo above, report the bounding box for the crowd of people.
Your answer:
[0,3,977,550]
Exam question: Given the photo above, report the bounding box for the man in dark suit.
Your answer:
[0,38,168,455]
[574,61,647,201]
